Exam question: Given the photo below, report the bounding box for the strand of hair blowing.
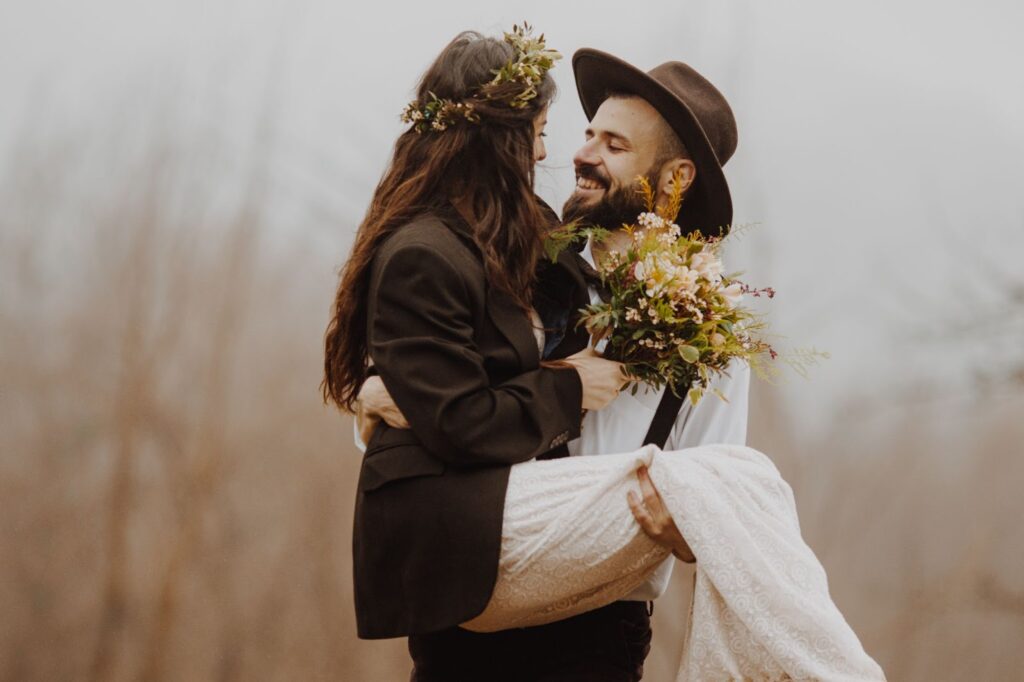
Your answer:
[322,34,555,412]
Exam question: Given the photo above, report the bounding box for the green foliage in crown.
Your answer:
[400,22,561,134]
[481,22,562,109]
[401,93,480,133]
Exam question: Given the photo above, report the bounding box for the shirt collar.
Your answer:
[580,238,596,268]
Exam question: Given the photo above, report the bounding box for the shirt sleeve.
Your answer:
[353,418,367,453]
[666,359,751,449]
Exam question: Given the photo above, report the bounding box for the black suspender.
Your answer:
[642,389,685,448]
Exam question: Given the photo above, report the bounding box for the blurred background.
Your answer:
[2,0,1022,680]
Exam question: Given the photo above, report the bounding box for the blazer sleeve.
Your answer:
[369,242,584,467]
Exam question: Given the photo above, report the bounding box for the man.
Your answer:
[356,49,745,681]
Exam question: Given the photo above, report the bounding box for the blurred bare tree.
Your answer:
[1,87,1022,682]
[0,89,410,680]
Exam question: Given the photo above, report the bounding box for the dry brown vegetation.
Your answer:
[1,111,1022,681]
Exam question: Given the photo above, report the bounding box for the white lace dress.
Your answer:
[461,443,886,681]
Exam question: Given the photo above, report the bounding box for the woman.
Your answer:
[326,26,885,681]
[322,25,624,641]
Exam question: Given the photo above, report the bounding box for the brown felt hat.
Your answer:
[573,49,738,237]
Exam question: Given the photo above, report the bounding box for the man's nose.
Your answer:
[573,139,600,169]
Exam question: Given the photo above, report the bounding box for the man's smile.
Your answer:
[574,166,610,199]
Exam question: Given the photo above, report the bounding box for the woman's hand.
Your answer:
[627,465,696,563]
[561,347,625,411]
[355,376,410,444]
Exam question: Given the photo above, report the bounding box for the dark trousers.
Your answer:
[408,600,653,682]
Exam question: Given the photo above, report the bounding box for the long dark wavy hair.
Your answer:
[322,30,557,412]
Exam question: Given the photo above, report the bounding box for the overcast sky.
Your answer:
[3,0,1022,429]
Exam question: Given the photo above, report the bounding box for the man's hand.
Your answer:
[561,347,626,411]
[627,465,696,563]
[355,376,410,444]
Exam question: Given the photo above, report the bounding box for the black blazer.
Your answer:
[353,204,590,639]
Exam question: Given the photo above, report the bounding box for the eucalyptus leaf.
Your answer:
[678,345,699,363]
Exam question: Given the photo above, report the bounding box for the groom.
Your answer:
[356,49,746,681]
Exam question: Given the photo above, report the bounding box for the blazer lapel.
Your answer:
[487,285,540,371]
[542,247,593,359]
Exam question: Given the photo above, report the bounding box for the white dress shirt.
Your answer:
[568,238,750,601]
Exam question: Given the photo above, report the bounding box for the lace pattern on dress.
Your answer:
[462,444,885,681]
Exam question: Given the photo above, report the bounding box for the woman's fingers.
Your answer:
[631,466,698,563]
[637,467,667,522]
[627,490,656,530]
[359,376,412,430]
[358,413,380,445]
[381,407,410,429]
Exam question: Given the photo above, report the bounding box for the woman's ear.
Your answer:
[655,158,697,209]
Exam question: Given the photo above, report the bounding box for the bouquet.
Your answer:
[553,176,819,405]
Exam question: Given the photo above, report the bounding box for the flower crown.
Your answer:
[400,23,561,133]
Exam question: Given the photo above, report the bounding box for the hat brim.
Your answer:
[572,48,732,237]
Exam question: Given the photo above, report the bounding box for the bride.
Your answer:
[324,24,884,681]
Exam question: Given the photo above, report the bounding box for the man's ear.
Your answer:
[655,158,696,209]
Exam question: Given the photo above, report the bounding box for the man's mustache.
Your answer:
[575,164,610,187]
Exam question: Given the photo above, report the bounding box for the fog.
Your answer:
[2,1,1022,680]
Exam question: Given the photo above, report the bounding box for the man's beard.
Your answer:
[562,165,654,229]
